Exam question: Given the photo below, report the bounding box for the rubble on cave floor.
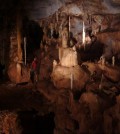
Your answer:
[0,72,120,133]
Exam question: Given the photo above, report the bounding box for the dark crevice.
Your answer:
[18,111,55,134]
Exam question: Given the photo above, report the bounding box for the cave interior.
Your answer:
[0,0,120,134]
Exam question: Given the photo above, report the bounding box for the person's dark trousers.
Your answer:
[30,70,35,83]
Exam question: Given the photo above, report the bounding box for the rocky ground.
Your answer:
[0,0,120,133]
[0,80,54,133]
[0,76,120,134]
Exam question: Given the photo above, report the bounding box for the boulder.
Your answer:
[98,64,120,83]
[8,63,30,83]
[51,64,89,90]
[0,111,22,134]
[96,32,120,59]
[81,61,102,76]
[78,92,103,134]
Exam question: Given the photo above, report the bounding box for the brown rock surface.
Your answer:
[8,63,30,83]
[0,111,22,134]
[51,65,89,90]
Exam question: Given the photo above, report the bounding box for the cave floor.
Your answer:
[0,80,53,113]
[0,80,56,134]
[0,79,120,134]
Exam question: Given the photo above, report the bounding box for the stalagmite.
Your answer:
[61,27,68,48]
[69,16,70,34]
[58,26,69,62]
[58,48,62,61]
[100,56,105,66]
[70,73,73,90]
[99,74,104,89]
[50,23,54,38]
[60,47,78,67]
[16,62,21,83]
[112,56,115,66]
[56,12,58,22]
[53,60,57,70]
[24,37,26,65]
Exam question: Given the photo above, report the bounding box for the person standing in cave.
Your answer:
[30,57,38,85]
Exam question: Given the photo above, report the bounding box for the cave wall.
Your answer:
[0,1,120,134]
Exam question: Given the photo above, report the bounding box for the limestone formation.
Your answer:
[60,47,78,67]
[98,64,120,83]
[103,95,120,134]
[8,33,30,83]
[78,92,102,134]
[61,27,69,48]
[1,0,120,134]
[51,64,89,90]
[51,20,88,89]
[81,61,102,76]
[0,111,22,134]
[8,62,30,84]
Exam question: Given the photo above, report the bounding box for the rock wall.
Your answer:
[8,30,30,83]
[0,111,22,134]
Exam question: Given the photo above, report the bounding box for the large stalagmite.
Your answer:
[60,46,78,67]
[8,14,30,84]
[51,26,89,90]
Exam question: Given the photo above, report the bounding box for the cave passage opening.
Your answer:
[18,110,55,134]
[22,18,44,64]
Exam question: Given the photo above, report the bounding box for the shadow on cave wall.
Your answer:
[18,110,55,134]
[77,40,104,62]
[22,17,44,63]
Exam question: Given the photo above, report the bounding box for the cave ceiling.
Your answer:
[0,0,120,20]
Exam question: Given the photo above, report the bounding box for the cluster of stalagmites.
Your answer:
[36,23,120,134]
[36,8,120,133]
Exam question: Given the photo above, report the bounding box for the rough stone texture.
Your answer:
[8,62,30,84]
[61,27,69,48]
[9,34,18,63]
[39,44,59,80]
[0,111,22,134]
[81,61,102,76]
[96,31,120,59]
[8,31,30,83]
[35,2,120,132]
[51,64,89,90]
[81,61,120,83]
[92,14,120,33]
[98,64,120,83]
[59,47,78,67]
[1,0,120,134]
[103,95,120,134]
[76,92,102,134]
[51,22,87,89]
[112,0,120,5]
